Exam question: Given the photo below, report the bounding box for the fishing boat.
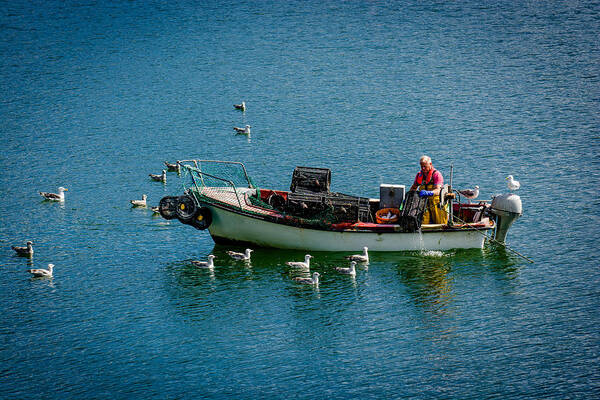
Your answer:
[158,160,522,251]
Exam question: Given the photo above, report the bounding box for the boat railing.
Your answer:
[178,159,253,188]
[178,160,254,210]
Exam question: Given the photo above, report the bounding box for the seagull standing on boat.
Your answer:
[226,248,253,262]
[130,194,147,207]
[27,263,53,278]
[286,254,313,270]
[233,125,251,135]
[234,101,246,111]
[12,241,34,257]
[506,175,520,191]
[336,261,357,276]
[346,247,369,263]
[293,272,320,286]
[164,161,181,173]
[191,255,215,268]
[459,185,479,202]
[149,170,167,183]
[39,187,68,202]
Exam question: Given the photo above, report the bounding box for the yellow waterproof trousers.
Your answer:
[418,183,448,225]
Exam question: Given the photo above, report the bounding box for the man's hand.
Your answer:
[419,190,434,197]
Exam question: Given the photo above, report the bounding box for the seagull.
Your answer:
[336,261,357,276]
[345,247,369,263]
[27,263,53,278]
[506,175,520,191]
[150,206,160,214]
[233,101,246,111]
[39,187,68,201]
[149,170,167,183]
[293,272,320,286]
[164,161,181,173]
[191,255,215,268]
[459,185,480,202]
[286,254,313,270]
[130,194,147,207]
[226,248,253,262]
[12,241,34,257]
[233,125,251,135]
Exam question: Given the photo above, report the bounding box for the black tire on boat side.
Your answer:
[176,194,198,223]
[190,207,212,230]
[267,193,286,210]
[158,196,179,220]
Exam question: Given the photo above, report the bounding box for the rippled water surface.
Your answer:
[1,1,599,398]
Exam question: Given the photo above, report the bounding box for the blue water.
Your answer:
[1,1,599,398]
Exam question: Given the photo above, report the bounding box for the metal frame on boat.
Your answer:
[157,160,522,251]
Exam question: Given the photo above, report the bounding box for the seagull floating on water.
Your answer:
[336,261,356,276]
[149,170,167,183]
[506,175,520,191]
[233,125,251,135]
[191,255,215,268]
[233,101,246,111]
[12,241,34,257]
[130,194,147,207]
[39,187,68,202]
[286,254,312,270]
[459,185,480,202]
[226,248,253,262]
[27,263,53,278]
[150,206,160,214]
[293,272,320,286]
[164,161,181,173]
[345,247,369,263]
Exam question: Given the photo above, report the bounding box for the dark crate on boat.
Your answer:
[398,190,428,232]
[287,192,326,219]
[287,192,372,223]
[325,193,372,223]
[290,167,331,194]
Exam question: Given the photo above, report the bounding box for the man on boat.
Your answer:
[409,155,448,224]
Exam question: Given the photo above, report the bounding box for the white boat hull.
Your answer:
[206,205,488,251]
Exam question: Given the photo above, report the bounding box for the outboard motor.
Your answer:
[489,193,522,243]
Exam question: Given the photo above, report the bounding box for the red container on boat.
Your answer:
[376,208,400,224]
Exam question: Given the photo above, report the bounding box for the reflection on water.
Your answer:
[164,244,523,325]
[397,256,455,316]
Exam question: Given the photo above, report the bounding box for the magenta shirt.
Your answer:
[413,169,443,187]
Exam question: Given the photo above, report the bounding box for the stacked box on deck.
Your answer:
[398,190,428,232]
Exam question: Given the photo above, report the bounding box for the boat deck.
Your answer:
[198,187,281,217]
[197,187,493,232]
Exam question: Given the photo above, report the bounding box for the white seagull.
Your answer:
[459,185,480,202]
[226,248,253,262]
[27,263,54,278]
[336,261,357,276]
[12,241,34,257]
[293,272,320,286]
[164,161,181,173]
[130,194,147,207]
[39,186,68,201]
[233,125,251,135]
[191,255,215,268]
[234,101,246,111]
[506,175,520,191]
[346,247,369,263]
[286,254,313,270]
[149,170,167,183]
